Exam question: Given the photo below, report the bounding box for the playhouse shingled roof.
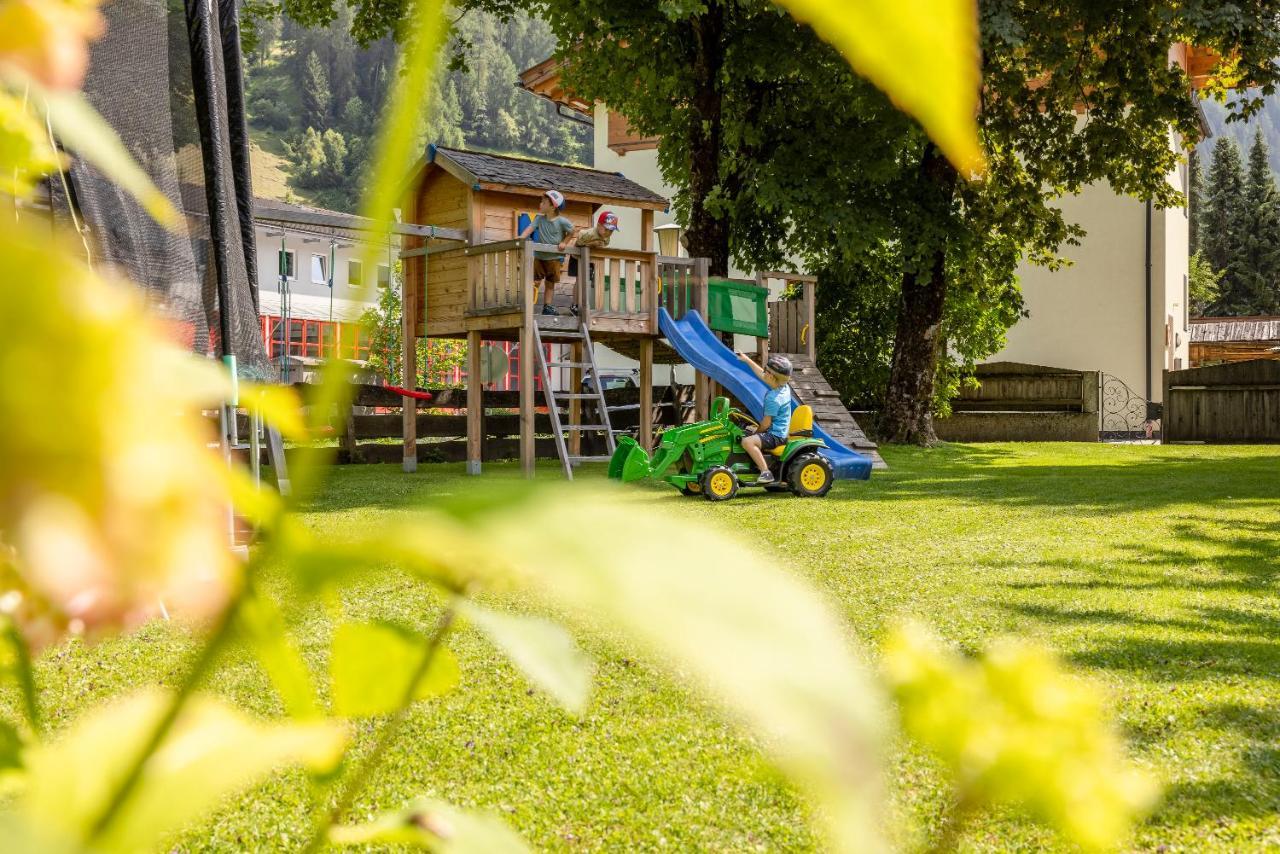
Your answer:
[427,145,668,210]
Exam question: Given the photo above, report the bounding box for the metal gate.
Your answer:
[1099,373,1161,441]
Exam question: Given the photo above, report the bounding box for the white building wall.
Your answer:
[992,169,1188,404]
[253,224,389,318]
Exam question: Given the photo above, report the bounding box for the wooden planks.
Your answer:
[1164,358,1280,443]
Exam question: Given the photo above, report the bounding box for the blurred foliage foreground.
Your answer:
[0,0,1155,850]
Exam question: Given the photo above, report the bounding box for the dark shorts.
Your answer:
[533,258,562,285]
[756,432,785,451]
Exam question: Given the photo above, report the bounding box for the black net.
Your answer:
[55,0,267,374]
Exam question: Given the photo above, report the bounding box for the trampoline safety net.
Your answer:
[54,0,267,375]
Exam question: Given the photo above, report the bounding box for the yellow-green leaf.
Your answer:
[38,88,180,227]
[0,89,62,197]
[12,689,345,853]
[241,380,307,442]
[460,601,593,714]
[237,589,320,719]
[330,797,527,852]
[427,485,890,852]
[771,0,984,173]
[330,621,460,718]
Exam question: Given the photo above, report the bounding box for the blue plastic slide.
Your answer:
[659,308,873,481]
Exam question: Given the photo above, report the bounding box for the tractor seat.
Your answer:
[770,405,815,455]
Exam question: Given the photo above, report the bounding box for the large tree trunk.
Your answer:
[880,143,959,445]
[683,3,730,275]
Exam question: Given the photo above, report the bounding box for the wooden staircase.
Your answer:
[532,314,621,479]
[783,354,885,469]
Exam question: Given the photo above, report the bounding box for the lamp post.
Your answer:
[654,222,682,258]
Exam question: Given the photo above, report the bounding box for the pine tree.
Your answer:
[302,51,331,129]
[1200,136,1248,313]
[1238,128,1280,314]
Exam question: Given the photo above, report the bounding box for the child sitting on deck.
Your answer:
[735,353,793,484]
[519,189,575,316]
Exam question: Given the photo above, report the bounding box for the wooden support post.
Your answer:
[640,209,654,251]
[338,400,361,464]
[467,330,482,475]
[803,278,817,361]
[401,257,417,473]
[569,341,583,457]
[519,243,536,478]
[692,256,711,420]
[639,337,654,451]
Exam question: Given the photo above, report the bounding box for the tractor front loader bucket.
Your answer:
[608,436,654,482]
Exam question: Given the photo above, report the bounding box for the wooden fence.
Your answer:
[1163,358,1280,443]
[288,383,699,464]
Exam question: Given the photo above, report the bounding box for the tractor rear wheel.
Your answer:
[789,454,834,497]
[700,466,739,501]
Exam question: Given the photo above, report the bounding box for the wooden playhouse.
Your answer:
[399,146,713,477]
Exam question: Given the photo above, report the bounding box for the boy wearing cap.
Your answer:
[575,210,620,248]
[519,189,575,316]
[736,353,793,484]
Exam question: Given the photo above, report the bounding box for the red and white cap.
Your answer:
[544,189,565,209]
[598,211,620,231]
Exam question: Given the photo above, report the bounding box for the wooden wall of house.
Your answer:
[474,190,593,243]
[412,168,472,337]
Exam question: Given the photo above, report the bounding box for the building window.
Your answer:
[261,316,371,361]
[278,250,295,280]
[377,264,391,288]
[312,254,328,285]
[348,259,364,287]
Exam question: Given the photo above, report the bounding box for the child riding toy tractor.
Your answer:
[607,396,836,500]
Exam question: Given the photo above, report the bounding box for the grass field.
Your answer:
[13,443,1280,851]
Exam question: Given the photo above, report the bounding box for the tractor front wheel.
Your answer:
[680,481,703,497]
[700,465,739,501]
[789,454,834,498]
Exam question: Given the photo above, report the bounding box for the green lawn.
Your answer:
[14,443,1280,851]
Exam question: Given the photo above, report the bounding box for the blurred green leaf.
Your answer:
[883,623,1159,851]
[0,615,39,733]
[0,89,62,196]
[0,719,23,772]
[37,88,179,227]
[12,689,344,853]
[771,0,984,173]
[410,485,890,852]
[329,797,526,852]
[460,601,593,714]
[330,621,459,718]
[237,588,320,719]
[241,381,307,443]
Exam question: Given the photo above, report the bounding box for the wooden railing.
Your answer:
[657,256,709,321]
[761,271,817,360]
[579,246,658,329]
[465,238,529,314]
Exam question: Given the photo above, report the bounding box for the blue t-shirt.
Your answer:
[763,384,792,438]
[531,214,574,260]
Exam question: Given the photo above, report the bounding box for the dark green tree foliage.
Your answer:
[243,7,588,211]
[301,51,331,128]
[1199,136,1247,310]
[1236,129,1280,314]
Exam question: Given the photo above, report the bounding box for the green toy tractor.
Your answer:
[607,396,835,500]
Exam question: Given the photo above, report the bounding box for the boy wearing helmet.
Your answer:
[736,353,793,484]
[519,189,575,315]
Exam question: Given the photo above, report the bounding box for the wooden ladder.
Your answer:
[532,316,619,479]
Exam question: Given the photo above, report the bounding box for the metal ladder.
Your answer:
[532,316,618,479]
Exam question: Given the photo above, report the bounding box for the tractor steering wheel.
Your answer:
[728,409,758,429]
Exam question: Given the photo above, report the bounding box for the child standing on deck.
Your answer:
[519,189,575,316]
[736,353,793,484]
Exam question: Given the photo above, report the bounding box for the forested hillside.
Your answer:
[243,10,590,211]
[1199,94,1280,176]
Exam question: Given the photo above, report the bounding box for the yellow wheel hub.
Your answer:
[800,463,827,491]
[708,471,734,496]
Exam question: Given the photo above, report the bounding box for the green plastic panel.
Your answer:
[706,277,768,338]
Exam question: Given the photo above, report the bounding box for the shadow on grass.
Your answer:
[839,444,1280,516]
[986,512,1280,832]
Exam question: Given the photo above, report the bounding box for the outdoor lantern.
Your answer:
[655,222,682,257]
